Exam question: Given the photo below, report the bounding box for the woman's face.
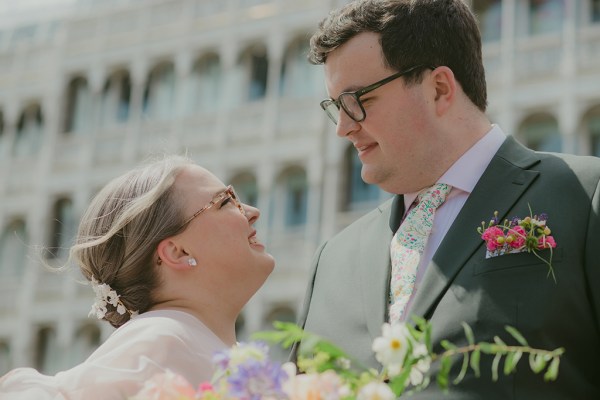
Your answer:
[173,165,274,309]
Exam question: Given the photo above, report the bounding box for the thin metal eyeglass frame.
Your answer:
[177,185,244,231]
[320,64,428,125]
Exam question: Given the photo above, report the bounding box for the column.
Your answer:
[498,0,517,133]
[263,32,285,142]
[123,60,148,162]
[559,0,579,154]
[172,51,194,151]
[218,41,240,151]
[305,154,323,250]
[256,161,275,248]
[0,105,18,195]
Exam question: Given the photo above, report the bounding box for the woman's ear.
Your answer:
[156,238,191,271]
[431,66,456,116]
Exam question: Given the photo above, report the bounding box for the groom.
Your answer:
[296,0,600,398]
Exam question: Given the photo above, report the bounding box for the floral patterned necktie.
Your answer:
[389,183,452,322]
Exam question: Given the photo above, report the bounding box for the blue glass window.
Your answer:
[347,147,380,209]
[284,171,307,227]
[520,116,562,152]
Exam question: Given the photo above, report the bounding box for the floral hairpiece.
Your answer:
[88,276,138,319]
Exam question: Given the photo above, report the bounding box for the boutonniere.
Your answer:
[477,206,557,282]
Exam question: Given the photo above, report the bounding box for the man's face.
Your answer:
[323,32,438,194]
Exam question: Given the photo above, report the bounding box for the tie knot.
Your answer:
[417,183,452,209]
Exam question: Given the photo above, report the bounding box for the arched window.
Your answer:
[280,38,318,98]
[14,103,43,157]
[235,313,246,339]
[230,173,258,207]
[47,198,76,259]
[35,326,60,374]
[263,306,296,362]
[473,0,502,42]
[0,220,28,280]
[143,62,176,120]
[189,54,222,114]
[238,46,269,102]
[588,111,600,157]
[529,0,563,35]
[0,109,5,156]
[67,324,100,367]
[345,145,380,210]
[100,70,131,126]
[64,76,92,134]
[283,169,308,228]
[0,342,10,375]
[518,114,562,152]
[593,0,600,23]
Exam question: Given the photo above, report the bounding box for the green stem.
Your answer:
[433,343,564,361]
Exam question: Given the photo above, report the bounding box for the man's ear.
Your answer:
[156,238,190,271]
[431,66,456,116]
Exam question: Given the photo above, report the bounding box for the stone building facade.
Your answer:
[0,0,598,374]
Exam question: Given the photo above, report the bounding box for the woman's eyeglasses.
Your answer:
[177,185,244,230]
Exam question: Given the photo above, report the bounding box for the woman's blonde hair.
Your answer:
[70,155,193,327]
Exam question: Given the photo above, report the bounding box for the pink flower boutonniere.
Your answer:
[477,206,558,282]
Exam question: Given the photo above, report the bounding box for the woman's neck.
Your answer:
[150,302,237,346]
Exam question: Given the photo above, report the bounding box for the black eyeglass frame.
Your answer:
[319,64,433,125]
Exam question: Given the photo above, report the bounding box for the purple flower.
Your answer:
[212,348,231,371]
[227,358,288,400]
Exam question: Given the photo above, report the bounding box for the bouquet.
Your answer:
[131,318,563,399]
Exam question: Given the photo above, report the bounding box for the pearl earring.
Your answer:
[188,258,197,267]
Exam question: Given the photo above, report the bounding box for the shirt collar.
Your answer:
[403,124,507,212]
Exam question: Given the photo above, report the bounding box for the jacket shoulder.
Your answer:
[327,198,394,243]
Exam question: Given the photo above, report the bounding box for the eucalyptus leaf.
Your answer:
[453,353,469,385]
[437,356,452,391]
[441,340,457,351]
[470,349,481,377]
[505,326,528,346]
[544,357,560,382]
[503,351,520,375]
[462,322,475,346]
[492,353,502,382]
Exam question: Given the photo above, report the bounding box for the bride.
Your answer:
[0,155,275,399]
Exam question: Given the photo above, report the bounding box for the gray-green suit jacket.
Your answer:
[297,137,600,399]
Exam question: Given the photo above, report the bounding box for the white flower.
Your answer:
[357,381,395,400]
[130,370,196,399]
[408,343,431,386]
[88,302,107,319]
[116,303,127,315]
[105,289,120,307]
[228,342,268,367]
[336,357,351,370]
[372,323,412,377]
[283,370,349,400]
[88,276,137,319]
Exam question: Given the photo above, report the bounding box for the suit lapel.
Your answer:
[361,197,402,338]
[405,137,542,320]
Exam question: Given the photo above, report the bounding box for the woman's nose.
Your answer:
[243,204,260,224]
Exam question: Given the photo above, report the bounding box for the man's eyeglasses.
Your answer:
[320,65,428,125]
[177,185,244,230]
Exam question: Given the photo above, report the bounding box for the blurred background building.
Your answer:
[0,0,598,374]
